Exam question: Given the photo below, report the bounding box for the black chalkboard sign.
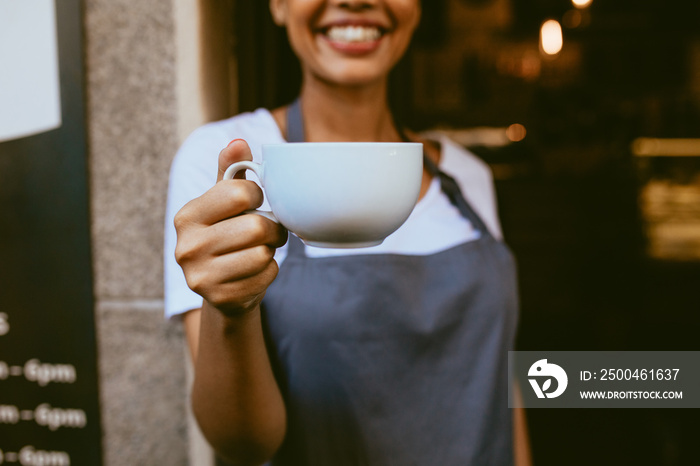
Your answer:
[0,0,103,464]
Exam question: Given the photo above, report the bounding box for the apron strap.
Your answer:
[286,226,306,256]
[398,127,492,238]
[422,155,491,236]
[286,98,305,143]
[286,99,308,256]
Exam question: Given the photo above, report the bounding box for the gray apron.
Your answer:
[260,100,519,465]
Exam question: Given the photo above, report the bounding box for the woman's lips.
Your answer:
[320,24,385,54]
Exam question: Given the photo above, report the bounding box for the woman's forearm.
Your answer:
[513,383,533,466]
[191,302,287,465]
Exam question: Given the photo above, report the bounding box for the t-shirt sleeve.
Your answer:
[163,125,227,319]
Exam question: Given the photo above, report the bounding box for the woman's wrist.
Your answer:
[202,299,262,334]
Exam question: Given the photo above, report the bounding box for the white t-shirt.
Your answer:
[164,108,502,319]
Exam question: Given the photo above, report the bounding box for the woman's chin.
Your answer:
[314,68,389,88]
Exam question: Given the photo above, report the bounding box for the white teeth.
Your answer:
[326,26,381,42]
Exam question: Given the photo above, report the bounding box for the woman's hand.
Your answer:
[174,139,288,316]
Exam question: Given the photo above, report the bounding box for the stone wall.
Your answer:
[84,0,188,464]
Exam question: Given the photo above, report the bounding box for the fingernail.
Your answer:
[227,138,244,147]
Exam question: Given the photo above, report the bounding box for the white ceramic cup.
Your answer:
[223,142,423,248]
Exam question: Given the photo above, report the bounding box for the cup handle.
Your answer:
[223,161,278,223]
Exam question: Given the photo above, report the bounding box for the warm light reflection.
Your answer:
[562,10,582,28]
[572,0,593,8]
[496,51,542,81]
[506,123,527,142]
[632,138,700,157]
[540,20,563,55]
[640,180,700,261]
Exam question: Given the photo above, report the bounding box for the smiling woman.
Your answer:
[164,1,529,465]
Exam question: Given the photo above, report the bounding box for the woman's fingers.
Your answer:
[198,214,288,257]
[187,250,280,313]
[183,244,275,292]
[176,178,264,228]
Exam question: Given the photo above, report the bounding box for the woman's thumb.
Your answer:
[217,138,253,182]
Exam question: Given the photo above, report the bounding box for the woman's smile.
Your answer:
[271,0,420,87]
[320,22,386,54]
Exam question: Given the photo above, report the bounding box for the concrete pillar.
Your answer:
[84,0,236,463]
